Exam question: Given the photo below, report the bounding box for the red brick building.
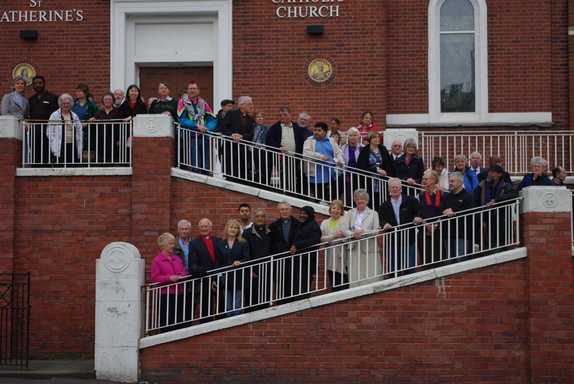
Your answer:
[0,0,571,130]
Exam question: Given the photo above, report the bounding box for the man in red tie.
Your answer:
[190,218,223,321]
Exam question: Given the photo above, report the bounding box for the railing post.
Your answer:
[95,242,145,383]
[519,186,574,382]
[0,116,22,275]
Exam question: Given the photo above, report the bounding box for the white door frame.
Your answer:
[110,0,232,107]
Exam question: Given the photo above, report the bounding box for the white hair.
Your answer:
[531,156,547,167]
[177,219,191,229]
[403,138,417,151]
[353,189,370,203]
[449,171,464,183]
[277,201,291,208]
[347,127,360,136]
[58,93,74,107]
[237,96,252,106]
[470,151,482,160]
[454,154,468,163]
[299,112,311,120]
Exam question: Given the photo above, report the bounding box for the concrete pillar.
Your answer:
[95,242,145,383]
[130,115,174,263]
[0,116,22,273]
[520,186,574,383]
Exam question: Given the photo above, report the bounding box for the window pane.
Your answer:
[440,33,475,113]
[440,0,474,31]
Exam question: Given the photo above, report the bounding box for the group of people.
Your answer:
[151,149,560,330]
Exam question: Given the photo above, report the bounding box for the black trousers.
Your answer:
[159,293,184,332]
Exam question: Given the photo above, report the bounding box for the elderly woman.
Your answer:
[321,200,349,290]
[1,76,29,119]
[150,232,186,331]
[343,189,381,287]
[395,138,425,187]
[357,131,394,210]
[47,93,83,164]
[92,93,120,163]
[216,219,249,316]
[417,169,448,264]
[452,154,479,192]
[517,156,553,190]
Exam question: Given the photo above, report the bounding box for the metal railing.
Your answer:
[0,273,30,369]
[22,120,132,168]
[143,198,521,334]
[419,130,574,176]
[178,128,423,209]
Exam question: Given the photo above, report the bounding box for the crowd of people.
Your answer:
[150,150,565,330]
[2,76,569,331]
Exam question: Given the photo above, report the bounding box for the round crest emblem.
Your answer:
[307,58,333,84]
[12,63,37,86]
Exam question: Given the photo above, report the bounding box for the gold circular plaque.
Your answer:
[307,58,333,84]
[12,63,37,86]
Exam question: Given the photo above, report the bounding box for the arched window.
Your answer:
[428,0,488,122]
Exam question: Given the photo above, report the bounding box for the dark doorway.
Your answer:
[139,66,214,108]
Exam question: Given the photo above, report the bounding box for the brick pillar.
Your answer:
[130,115,174,266]
[520,186,574,382]
[0,116,22,273]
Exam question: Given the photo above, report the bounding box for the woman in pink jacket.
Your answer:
[150,232,187,331]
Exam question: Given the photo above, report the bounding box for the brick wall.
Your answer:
[1,1,567,129]
[10,171,326,358]
[0,0,110,102]
[140,259,531,384]
[0,138,20,272]
[13,176,132,358]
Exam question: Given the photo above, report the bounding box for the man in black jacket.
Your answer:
[220,96,255,183]
[379,178,422,273]
[443,172,475,260]
[28,76,58,164]
[189,218,224,321]
[268,202,300,301]
[265,107,310,193]
[474,165,518,250]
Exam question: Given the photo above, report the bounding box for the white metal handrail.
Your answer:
[144,198,521,334]
[178,128,423,210]
[419,130,574,176]
[21,119,132,168]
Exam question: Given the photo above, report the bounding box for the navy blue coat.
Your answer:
[265,121,310,154]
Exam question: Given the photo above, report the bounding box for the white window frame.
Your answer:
[428,0,488,124]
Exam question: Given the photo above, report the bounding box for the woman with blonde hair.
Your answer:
[320,200,349,290]
[216,219,250,316]
[150,232,187,331]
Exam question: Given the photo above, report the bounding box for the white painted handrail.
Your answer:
[419,130,574,175]
[178,128,423,210]
[22,119,133,168]
[144,198,521,334]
